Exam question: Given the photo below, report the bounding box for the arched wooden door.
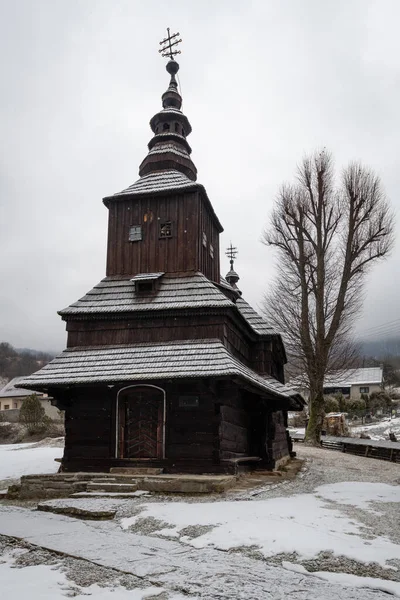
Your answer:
[118,386,165,459]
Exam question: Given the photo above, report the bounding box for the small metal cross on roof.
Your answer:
[225,243,238,269]
[159,28,182,59]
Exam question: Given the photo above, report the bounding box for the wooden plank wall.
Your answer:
[198,193,220,283]
[217,382,249,460]
[165,380,218,460]
[63,388,115,467]
[267,411,290,462]
[66,316,225,348]
[106,191,221,282]
[106,193,199,276]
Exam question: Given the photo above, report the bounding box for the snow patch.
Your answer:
[283,562,400,597]
[0,553,165,599]
[124,482,400,566]
[0,443,62,482]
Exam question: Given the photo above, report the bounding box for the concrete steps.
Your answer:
[11,471,237,499]
[110,467,164,475]
[86,482,138,493]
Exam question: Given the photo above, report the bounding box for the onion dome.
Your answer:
[225,269,240,287]
[139,60,197,181]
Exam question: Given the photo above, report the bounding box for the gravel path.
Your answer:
[1,445,400,598]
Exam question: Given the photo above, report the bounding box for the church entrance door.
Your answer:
[118,386,165,459]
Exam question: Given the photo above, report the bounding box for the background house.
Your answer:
[0,377,60,419]
[291,367,383,401]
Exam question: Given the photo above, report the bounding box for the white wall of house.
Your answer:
[0,396,62,420]
[350,383,381,400]
[0,398,23,411]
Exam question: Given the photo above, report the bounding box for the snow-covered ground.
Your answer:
[350,416,400,441]
[0,550,167,600]
[290,416,400,441]
[1,442,400,598]
[0,442,62,486]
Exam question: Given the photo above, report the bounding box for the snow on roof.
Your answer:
[324,367,383,387]
[59,273,234,316]
[0,376,44,398]
[291,367,383,390]
[109,170,197,198]
[17,340,303,407]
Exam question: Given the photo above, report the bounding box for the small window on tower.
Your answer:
[129,226,142,242]
[163,123,170,131]
[136,281,154,293]
[210,244,214,259]
[159,221,173,238]
[202,232,207,247]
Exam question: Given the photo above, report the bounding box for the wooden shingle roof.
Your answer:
[17,340,303,406]
[59,273,234,317]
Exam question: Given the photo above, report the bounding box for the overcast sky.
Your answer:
[0,0,399,351]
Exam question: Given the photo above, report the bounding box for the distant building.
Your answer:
[0,377,59,419]
[291,367,383,401]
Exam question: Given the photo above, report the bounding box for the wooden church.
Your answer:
[19,33,304,474]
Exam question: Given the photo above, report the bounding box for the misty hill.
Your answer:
[359,337,400,359]
[0,342,55,382]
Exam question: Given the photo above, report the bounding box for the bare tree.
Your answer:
[263,150,394,445]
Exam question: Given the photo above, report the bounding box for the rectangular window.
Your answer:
[359,387,369,394]
[129,225,142,242]
[178,396,199,408]
[202,232,207,247]
[159,221,172,238]
[4,405,9,410]
[209,244,214,259]
[136,281,154,293]
[13,403,17,408]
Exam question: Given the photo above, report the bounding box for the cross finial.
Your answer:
[225,243,238,270]
[159,28,182,59]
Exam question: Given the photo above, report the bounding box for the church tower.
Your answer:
[103,57,222,283]
[19,31,303,474]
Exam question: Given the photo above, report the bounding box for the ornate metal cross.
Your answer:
[159,28,182,59]
[225,243,238,270]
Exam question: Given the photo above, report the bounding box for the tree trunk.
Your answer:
[305,384,325,446]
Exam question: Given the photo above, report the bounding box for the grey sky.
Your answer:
[0,0,399,351]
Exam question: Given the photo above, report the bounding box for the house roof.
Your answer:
[235,297,277,336]
[16,340,304,407]
[58,272,278,341]
[324,367,383,388]
[0,376,44,398]
[291,367,383,390]
[58,273,235,317]
[103,170,224,233]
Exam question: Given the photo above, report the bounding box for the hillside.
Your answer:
[0,342,55,382]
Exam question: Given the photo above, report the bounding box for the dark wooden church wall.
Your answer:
[222,321,251,366]
[66,316,225,347]
[251,340,285,382]
[63,388,114,468]
[165,380,218,460]
[198,193,220,283]
[267,411,290,462]
[217,382,249,460]
[106,192,200,277]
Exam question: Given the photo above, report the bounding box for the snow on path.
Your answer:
[0,443,62,482]
[0,505,391,600]
[283,562,400,597]
[121,482,400,567]
[0,551,166,600]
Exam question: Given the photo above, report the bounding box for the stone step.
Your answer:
[37,502,116,520]
[71,491,150,498]
[110,467,164,475]
[86,482,138,493]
